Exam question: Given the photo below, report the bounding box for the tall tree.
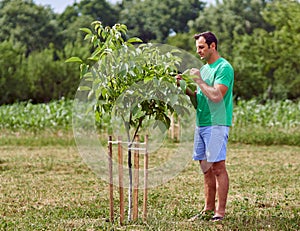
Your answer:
[0,0,61,54]
[78,0,118,25]
[119,0,205,42]
[232,0,300,100]
[189,0,274,59]
[260,0,300,99]
[58,0,119,46]
[0,41,28,104]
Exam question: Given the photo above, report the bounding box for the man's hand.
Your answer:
[190,68,200,78]
[190,68,205,86]
[189,68,228,103]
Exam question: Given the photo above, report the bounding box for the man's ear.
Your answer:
[211,42,216,50]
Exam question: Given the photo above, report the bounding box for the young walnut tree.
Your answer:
[66,21,193,221]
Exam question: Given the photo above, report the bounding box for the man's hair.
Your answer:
[194,31,218,50]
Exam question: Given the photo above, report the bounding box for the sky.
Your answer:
[34,0,214,14]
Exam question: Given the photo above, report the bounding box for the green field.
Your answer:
[0,99,300,230]
[1,98,299,145]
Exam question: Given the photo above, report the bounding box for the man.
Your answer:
[177,31,234,222]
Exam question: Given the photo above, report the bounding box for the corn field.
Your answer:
[233,99,300,129]
[0,98,299,145]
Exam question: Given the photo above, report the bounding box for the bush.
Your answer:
[0,41,29,104]
[26,45,80,103]
[0,40,87,105]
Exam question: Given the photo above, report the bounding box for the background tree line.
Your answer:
[0,0,299,105]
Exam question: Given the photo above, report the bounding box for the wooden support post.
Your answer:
[118,136,124,225]
[108,135,149,223]
[177,117,180,140]
[170,114,175,139]
[108,136,114,222]
[143,135,148,221]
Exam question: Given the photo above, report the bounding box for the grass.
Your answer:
[1,132,299,230]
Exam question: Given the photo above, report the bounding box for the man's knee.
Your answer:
[211,161,226,176]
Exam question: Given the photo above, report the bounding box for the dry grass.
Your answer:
[0,136,300,230]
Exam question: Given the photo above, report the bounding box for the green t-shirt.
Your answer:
[196,57,234,126]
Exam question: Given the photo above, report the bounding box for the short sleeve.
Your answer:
[214,64,234,88]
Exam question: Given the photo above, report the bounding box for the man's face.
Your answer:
[196,36,212,61]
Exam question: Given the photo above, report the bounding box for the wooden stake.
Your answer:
[108,136,114,222]
[108,135,148,223]
[170,114,175,139]
[143,135,148,221]
[177,117,180,140]
[118,136,124,225]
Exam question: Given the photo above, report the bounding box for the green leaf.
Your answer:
[101,88,107,97]
[132,104,138,113]
[65,57,83,63]
[88,56,100,61]
[144,76,153,83]
[89,47,105,60]
[127,37,143,44]
[80,27,93,34]
[187,74,199,80]
[88,89,94,99]
[84,33,93,41]
[182,69,190,75]
[169,94,178,106]
[179,80,186,93]
[78,86,91,91]
[187,83,197,92]
[82,72,93,79]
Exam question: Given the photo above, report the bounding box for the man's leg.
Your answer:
[188,161,215,222]
[211,160,229,218]
[201,161,216,212]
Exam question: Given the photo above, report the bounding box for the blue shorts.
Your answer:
[193,126,229,162]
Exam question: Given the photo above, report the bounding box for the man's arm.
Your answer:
[194,79,228,103]
[185,87,196,97]
[190,68,228,103]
